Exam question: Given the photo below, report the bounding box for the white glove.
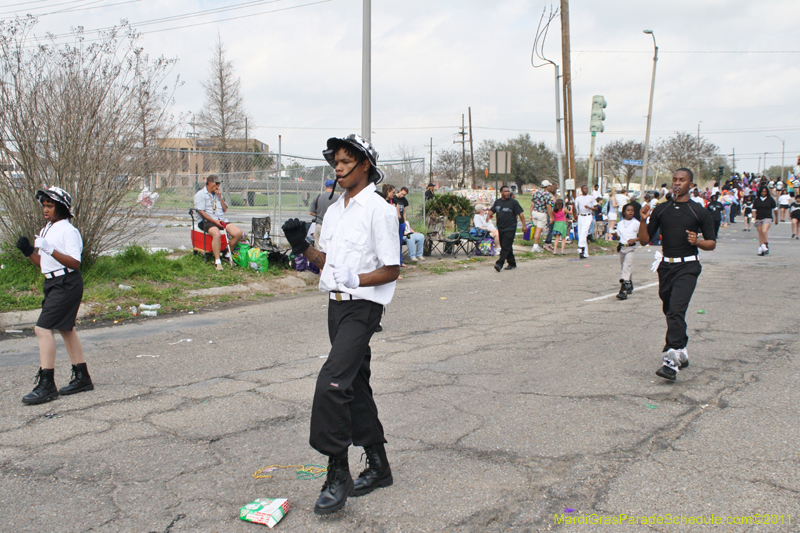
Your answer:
[34,235,54,256]
[650,250,663,273]
[329,263,360,289]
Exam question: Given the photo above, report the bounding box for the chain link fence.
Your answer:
[138,149,427,252]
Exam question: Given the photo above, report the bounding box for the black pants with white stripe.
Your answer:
[657,261,702,351]
[310,298,386,457]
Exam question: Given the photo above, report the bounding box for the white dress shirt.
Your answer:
[38,220,83,273]
[318,183,400,305]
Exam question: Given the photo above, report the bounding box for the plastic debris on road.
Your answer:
[139,304,161,310]
[5,329,23,333]
[253,464,327,480]
[697,310,706,314]
[118,284,132,290]
[645,404,658,409]
[168,339,193,345]
[239,498,289,528]
[141,310,157,317]
[564,508,576,513]
[136,354,159,358]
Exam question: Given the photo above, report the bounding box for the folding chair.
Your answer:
[454,215,479,255]
[426,216,461,258]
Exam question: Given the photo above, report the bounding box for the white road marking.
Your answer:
[584,282,659,302]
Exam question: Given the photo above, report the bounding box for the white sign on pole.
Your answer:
[565,179,575,191]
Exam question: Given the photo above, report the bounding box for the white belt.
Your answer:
[662,255,697,263]
[330,291,362,302]
[43,268,74,279]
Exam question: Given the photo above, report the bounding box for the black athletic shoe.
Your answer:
[655,365,677,381]
[504,265,516,270]
[494,264,502,272]
[375,324,383,333]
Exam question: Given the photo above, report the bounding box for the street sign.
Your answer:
[488,150,511,174]
[623,159,643,166]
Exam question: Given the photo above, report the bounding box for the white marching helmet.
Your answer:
[323,134,385,185]
[36,186,74,218]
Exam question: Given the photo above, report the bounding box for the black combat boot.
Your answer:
[22,368,59,405]
[352,443,393,497]
[616,279,627,300]
[59,363,94,395]
[314,453,353,515]
[627,278,634,294]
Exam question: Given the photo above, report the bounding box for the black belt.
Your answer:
[43,268,74,279]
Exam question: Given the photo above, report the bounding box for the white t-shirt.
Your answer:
[691,196,706,207]
[38,219,83,274]
[473,213,495,231]
[615,194,630,213]
[318,183,400,305]
[591,189,601,199]
[778,194,791,206]
[575,195,597,215]
[615,218,640,243]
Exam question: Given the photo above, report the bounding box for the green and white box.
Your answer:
[239,498,289,528]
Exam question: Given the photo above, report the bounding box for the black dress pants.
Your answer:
[310,298,386,457]
[657,261,702,351]
[496,230,516,268]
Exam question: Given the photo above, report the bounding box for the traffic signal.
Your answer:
[719,166,724,179]
[589,95,607,133]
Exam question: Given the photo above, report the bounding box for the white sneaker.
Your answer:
[532,245,543,252]
[418,256,426,261]
[410,256,419,262]
[678,348,689,369]
[662,348,681,371]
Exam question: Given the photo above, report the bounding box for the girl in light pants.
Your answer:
[615,204,640,300]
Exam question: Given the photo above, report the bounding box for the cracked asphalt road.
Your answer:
[1,221,798,532]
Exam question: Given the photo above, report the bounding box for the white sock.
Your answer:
[215,258,222,264]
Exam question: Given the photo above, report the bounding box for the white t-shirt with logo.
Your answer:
[38,219,83,274]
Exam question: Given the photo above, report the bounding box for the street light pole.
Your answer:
[767,135,785,181]
[640,30,658,196]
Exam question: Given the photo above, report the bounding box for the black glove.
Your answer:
[281,218,310,256]
[16,236,34,257]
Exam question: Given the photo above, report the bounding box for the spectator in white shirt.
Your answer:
[778,192,792,222]
[281,134,398,516]
[472,204,499,243]
[574,185,599,259]
[614,203,640,300]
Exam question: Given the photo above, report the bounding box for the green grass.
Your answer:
[0,244,292,317]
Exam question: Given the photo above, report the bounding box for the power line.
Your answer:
[574,50,800,54]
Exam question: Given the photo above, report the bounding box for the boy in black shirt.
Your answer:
[487,185,526,271]
[639,169,716,381]
[705,193,723,238]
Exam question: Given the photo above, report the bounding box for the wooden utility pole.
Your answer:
[468,107,476,189]
[454,114,468,188]
[560,0,577,184]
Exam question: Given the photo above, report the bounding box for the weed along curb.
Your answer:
[0,303,93,330]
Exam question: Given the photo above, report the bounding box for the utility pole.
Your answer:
[453,114,467,188]
[430,138,433,182]
[560,0,576,184]
[362,0,371,140]
[696,121,702,185]
[468,107,476,189]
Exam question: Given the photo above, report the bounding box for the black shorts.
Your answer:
[197,219,219,232]
[791,211,800,221]
[37,270,83,331]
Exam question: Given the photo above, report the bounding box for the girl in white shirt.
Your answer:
[15,187,93,405]
[614,204,640,300]
[778,192,791,222]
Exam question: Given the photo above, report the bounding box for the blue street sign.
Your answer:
[623,159,643,166]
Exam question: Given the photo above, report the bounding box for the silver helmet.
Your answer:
[36,186,74,218]
[323,134,384,185]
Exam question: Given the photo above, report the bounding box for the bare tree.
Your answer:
[196,35,250,152]
[654,132,719,178]
[0,17,180,260]
[434,148,462,188]
[599,139,646,191]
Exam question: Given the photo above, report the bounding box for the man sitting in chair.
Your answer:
[193,175,243,270]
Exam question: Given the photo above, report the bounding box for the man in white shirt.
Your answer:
[574,185,598,259]
[282,134,399,516]
[193,175,243,270]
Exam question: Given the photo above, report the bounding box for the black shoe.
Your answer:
[655,365,677,381]
[626,279,633,294]
[504,264,516,270]
[375,323,383,333]
[22,368,59,405]
[314,454,353,515]
[616,280,627,300]
[352,444,393,497]
[59,363,94,395]
[494,264,502,272]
